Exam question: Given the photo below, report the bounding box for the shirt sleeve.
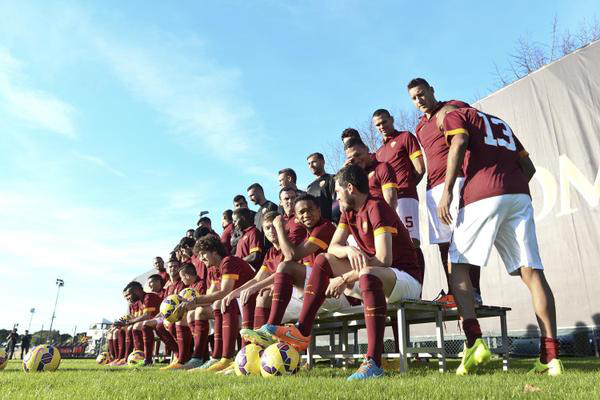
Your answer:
[307,222,336,250]
[144,294,161,314]
[404,132,423,160]
[443,110,469,145]
[378,162,399,190]
[221,258,240,281]
[514,134,529,158]
[369,201,399,237]
[247,229,263,254]
[288,219,308,246]
[338,212,349,231]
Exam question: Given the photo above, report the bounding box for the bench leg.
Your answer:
[435,309,447,373]
[307,335,315,368]
[341,322,349,367]
[397,307,408,373]
[500,312,509,371]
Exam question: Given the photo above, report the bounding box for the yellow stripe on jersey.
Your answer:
[374,226,398,236]
[303,261,311,266]
[222,274,239,281]
[409,150,423,160]
[143,307,156,313]
[518,150,529,158]
[338,223,348,230]
[259,265,268,273]
[249,247,261,253]
[445,128,469,136]
[381,182,399,190]
[307,236,328,250]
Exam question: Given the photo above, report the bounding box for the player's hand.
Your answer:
[273,215,285,230]
[240,287,256,306]
[347,246,368,271]
[175,300,191,316]
[221,294,234,313]
[259,286,273,297]
[437,190,453,225]
[326,276,347,299]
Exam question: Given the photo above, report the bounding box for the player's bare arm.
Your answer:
[411,155,426,185]
[222,267,270,309]
[179,277,236,313]
[382,186,398,211]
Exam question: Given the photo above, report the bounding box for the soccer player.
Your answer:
[108,288,141,366]
[231,195,256,250]
[220,209,234,254]
[408,77,481,305]
[153,256,169,285]
[436,104,563,376]
[271,165,423,380]
[233,207,264,272]
[176,234,255,373]
[247,182,278,231]
[278,168,299,190]
[306,152,337,222]
[372,108,425,267]
[242,193,342,346]
[186,229,195,239]
[341,127,362,145]
[344,137,398,210]
[147,274,165,297]
[279,187,308,248]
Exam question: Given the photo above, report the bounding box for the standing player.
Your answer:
[271,165,423,380]
[436,105,562,376]
[279,187,308,248]
[220,210,234,254]
[408,78,481,305]
[234,207,264,272]
[247,183,278,231]
[153,256,170,285]
[372,108,425,270]
[306,152,337,222]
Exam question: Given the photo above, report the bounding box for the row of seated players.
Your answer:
[105,168,423,380]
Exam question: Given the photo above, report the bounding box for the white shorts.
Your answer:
[396,197,420,241]
[346,269,422,303]
[449,194,544,275]
[426,179,464,244]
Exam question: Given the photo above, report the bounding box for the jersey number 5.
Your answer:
[478,112,516,151]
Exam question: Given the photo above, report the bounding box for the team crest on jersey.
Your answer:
[263,208,268,214]
[319,180,326,187]
[391,141,397,148]
[362,220,369,233]
[368,171,375,179]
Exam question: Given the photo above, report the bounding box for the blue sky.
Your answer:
[1,0,598,335]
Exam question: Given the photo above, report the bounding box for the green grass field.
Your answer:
[1,357,599,400]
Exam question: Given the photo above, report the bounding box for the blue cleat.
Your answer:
[347,358,384,381]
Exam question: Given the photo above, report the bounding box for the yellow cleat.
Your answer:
[456,338,491,376]
[216,364,236,375]
[159,356,180,370]
[528,358,565,376]
[204,357,233,373]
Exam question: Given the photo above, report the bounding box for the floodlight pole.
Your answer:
[28,308,36,331]
[48,279,64,342]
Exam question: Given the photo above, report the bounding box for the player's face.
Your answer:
[186,230,194,239]
[335,180,355,212]
[295,199,320,229]
[233,213,247,231]
[409,84,436,114]
[221,215,229,228]
[124,289,134,303]
[233,199,247,209]
[307,156,324,175]
[153,257,164,271]
[247,188,261,205]
[345,146,369,169]
[200,250,219,267]
[167,262,180,280]
[179,271,195,285]
[278,173,291,189]
[147,278,162,293]
[262,220,278,244]
[372,114,395,136]
[280,190,297,215]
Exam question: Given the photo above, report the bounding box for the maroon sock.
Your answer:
[222,300,240,359]
[469,266,481,294]
[463,318,482,347]
[254,307,270,329]
[132,329,143,351]
[297,254,333,337]
[212,310,223,359]
[360,274,387,367]
[142,326,155,362]
[117,329,126,359]
[540,336,560,363]
[192,320,210,359]
[175,325,193,364]
[108,338,115,359]
[155,322,178,356]
[241,293,258,329]
[125,329,134,358]
[268,272,294,325]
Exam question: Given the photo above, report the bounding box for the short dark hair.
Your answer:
[233,207,253,222]
[180,263,197,276]
[335,164,369,194]
[247,183,264,192]
[194,234,227,257]
[372,108,391,118]
[194,226,211,240]
[341,128,361,141]
[179,236,195,249]
[279,186,297,199]
[344,136,368,151]
[294,192,319,208]
[222,209,233,222]
[147,274,163,283]
[198,216,211,225]
[307,152,324,161]
[233,194,247,204]
[407,77,431,90]
[278,168,297,183]
[262,210,279,225]
[124,281,143,292]
[167,258,180,266]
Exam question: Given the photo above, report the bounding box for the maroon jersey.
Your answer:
[364,159,398,199]
[220,256,256,290]
[184,278,206,295]
[128,301,140,318]
[261,246,284,274]
[220,223,234,255]
[157,269,170,285]
[443,108,530,207]
[304,218,337,265]
[415,100,470,189]
[283,212,308,246]
[190,255,208,294]
[164,280,186,297]
[338,196,422,284]
[140,292,162,317]
[207,265,222,291]
[375,130,422,199]
[235,225,264,270]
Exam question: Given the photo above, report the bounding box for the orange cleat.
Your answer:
[268,324,311,352]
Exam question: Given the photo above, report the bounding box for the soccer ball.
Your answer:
[0,348,7,370]
[179,287,200,302]
[127,350,145,367]
[23,345,61,372]
[234,344,264,376]
[96,352,111,365]
[160,294,183,323]
[260,342,300,377]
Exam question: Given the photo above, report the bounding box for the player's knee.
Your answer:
[277,260,295,274]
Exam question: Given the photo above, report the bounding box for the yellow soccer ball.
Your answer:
[127,350,145,367]
[23,345,61,372]
[178,288,200,302]
[0,348,7,370]
[235,344,264,376]
[260,342,300,377]
[160,294,183,323]
[96,351,111,365]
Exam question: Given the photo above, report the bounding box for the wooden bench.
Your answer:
[305,299,511,373]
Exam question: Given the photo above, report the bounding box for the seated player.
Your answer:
[107,288,133,365]
[233,207,264,272]
[242,193,342,346]
[147,274,165,297]
[436,105,563,375]
[153,256,170,286]
[176,234,255,373]
[270,165,423,380]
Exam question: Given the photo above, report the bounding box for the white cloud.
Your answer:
[0,47,76,138]
[74,152,126,178]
